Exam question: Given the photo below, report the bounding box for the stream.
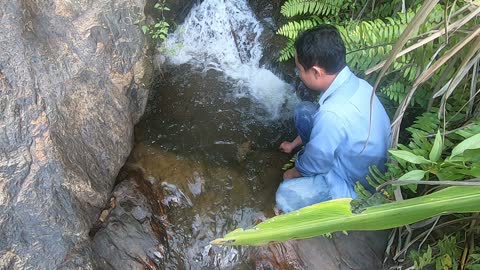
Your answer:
[129,0,299,268]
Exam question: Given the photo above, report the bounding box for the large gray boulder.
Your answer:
[0,0,151,268]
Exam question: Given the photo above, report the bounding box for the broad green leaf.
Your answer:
[464,149,480,162]
[451,133,480,158]
[467,265,480,270]
[436,170,465,181]
[389,150,432,164]
[453,167,480,178]
[429,130,443,162]
[141,25,149,34]
[398,170,427,181]
[212,187,480,246]
[398,170,427,192]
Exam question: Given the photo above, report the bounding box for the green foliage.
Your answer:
[282,155,297,171]
[212,186,480,245]
[276,0,451,107]
[280,0,345,17]
[339,10,415,72]
[410,246,433,270]
[392,117,480,184]
[467,248,480,270]
[142,1,171,42]
[278,39,296,62]
[409,235,461,270]
[353,112,480,210]
[277,17,322,40]
[379,81,407,104]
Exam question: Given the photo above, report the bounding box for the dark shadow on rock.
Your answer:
[250,230,389,270]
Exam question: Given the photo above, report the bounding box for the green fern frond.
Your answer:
[380,82,407,104]
[281,0,345,18]
[277,17,322,40]
[403,112,440,156]
[340,10,415,72]
[279,39,295,62]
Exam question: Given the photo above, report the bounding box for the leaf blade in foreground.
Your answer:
[212,186,480,246]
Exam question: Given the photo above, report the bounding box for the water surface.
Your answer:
[129,0,299,267]
[130,66,295,269]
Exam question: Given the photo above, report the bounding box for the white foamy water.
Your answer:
[165,0,298,118]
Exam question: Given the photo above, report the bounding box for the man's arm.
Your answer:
[283,167,302,179]
[295,111,346,176]
[279,136,302,154]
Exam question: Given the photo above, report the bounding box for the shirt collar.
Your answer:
[318,66,352,105]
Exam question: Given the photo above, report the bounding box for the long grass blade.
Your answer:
[366,6,480,75]
[212,186,480,246]
[468,60,479,116]
[391,26,480,147]
[363,0,440,152]
[439,37,480,113]
[433,51,480,99]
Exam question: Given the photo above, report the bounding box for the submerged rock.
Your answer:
[91,167,168,270]
[0,0,151,268]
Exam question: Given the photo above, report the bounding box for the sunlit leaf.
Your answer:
[212,187,480,246]
[450,133,480,158]
[398,170,427,181]
[389,150,432,164]
[429,130,443,162]
[398,170,427,192]
[464,149,480,162]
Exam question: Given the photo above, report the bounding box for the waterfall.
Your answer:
[165,0,298,118]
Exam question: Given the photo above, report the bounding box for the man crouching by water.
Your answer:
[276,25,391,213]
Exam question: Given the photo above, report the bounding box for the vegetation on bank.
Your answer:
[142,1,170,42]
[213,0,480,269]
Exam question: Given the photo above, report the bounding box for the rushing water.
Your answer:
[165,0,298,119]
[130,0,299,268]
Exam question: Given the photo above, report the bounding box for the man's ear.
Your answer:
[311,66,325,79]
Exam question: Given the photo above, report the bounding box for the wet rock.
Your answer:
[145,0,195,25]
[161,182,194,208]
[248,0,284,22]
[250,231,389,270]
[91,168,168,270]
[247,0,297,85]
[0,0,151,268]
[187,172,205,197]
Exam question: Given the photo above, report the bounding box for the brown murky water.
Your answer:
[129,65,295,269]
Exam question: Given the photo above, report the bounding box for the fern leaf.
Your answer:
[281,0,345,18]
[277,17,322,39]
[278,39,295,62]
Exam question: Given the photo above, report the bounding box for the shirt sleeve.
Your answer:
[295,110,347,176]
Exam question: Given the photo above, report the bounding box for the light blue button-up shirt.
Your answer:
[295,66,391,198]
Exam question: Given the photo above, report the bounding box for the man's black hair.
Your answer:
[295,24,346,74]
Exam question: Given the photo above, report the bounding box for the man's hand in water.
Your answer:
[279,136,303,154]
[283,167,301,180]
[279,141,295,154]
